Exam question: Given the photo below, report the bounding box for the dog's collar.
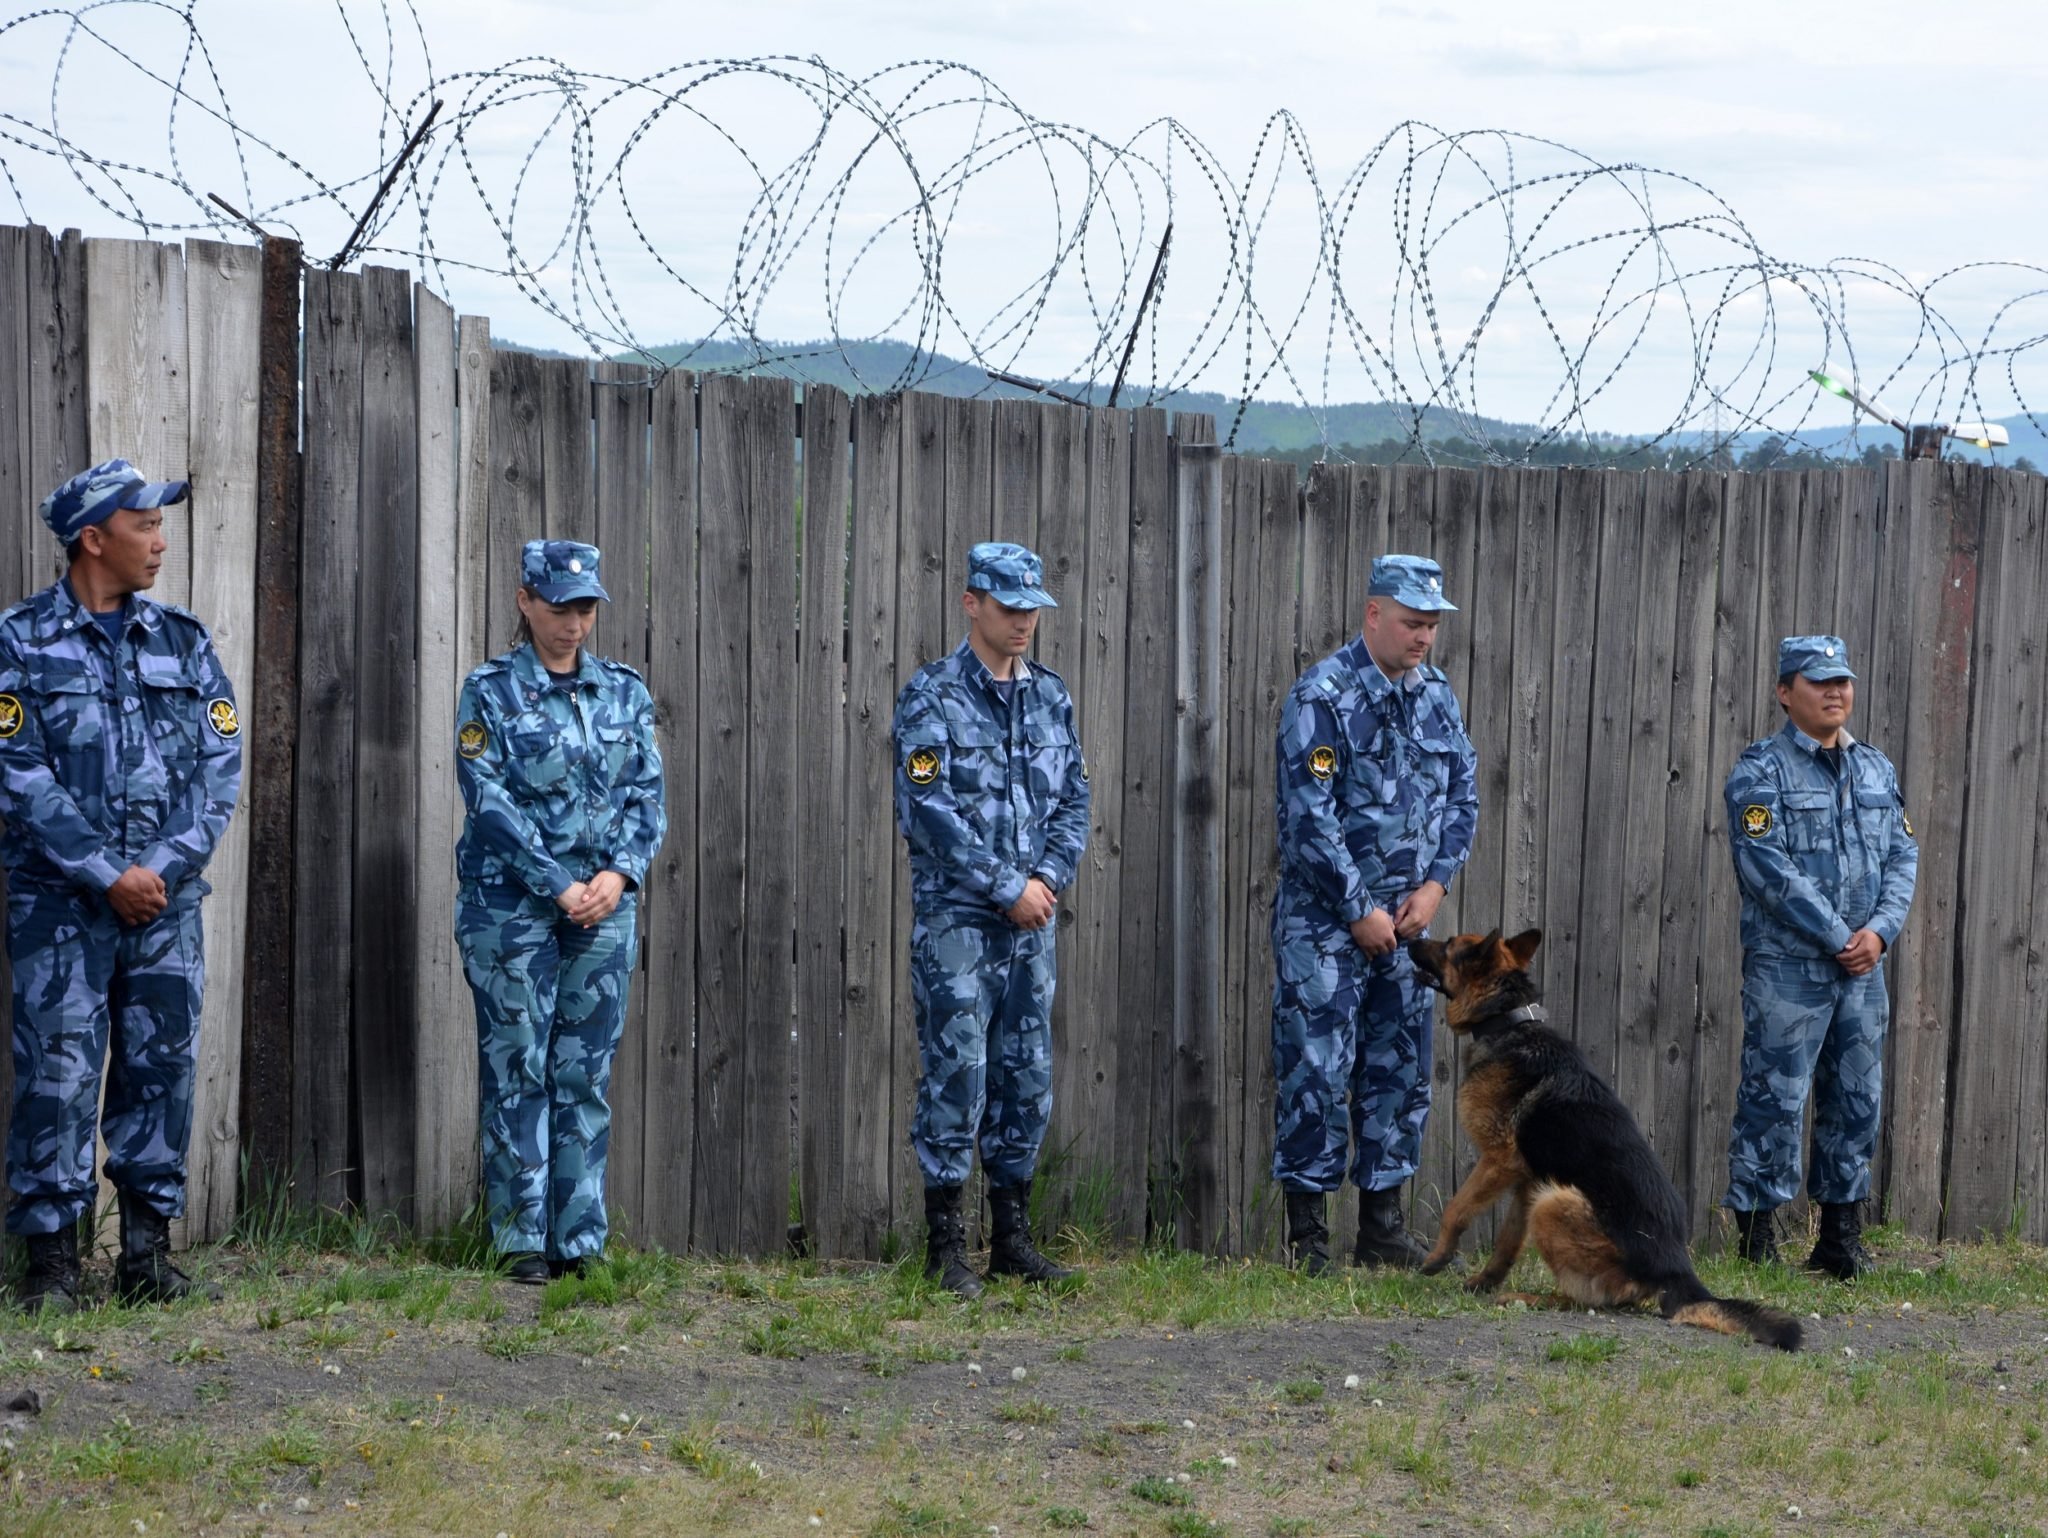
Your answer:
[1469,1002,1546,1030]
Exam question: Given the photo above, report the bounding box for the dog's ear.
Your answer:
[1506,928,1543,967]
[1479,927,1503,952]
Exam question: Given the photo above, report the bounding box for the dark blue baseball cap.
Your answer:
[39,459,189,543]
[967,541,1057,609]
[522,539,609,602]
[1368,553,1456,612]
[1779,635,1854,682]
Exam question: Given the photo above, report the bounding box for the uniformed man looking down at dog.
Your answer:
[1269,554,1478,1274]
[1722,635,1916,1280]
[892,542,1090,1298]
[2,460,243,1314]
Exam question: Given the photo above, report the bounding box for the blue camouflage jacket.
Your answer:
[455,644,667,901]
[1274,634,1479,924]
[0,578,242,902]
[1725,721,1917,959]
[892,639,1091,918]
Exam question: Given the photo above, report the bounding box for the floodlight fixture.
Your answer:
[1948,422,2010,449]
[1807,368,1906,433]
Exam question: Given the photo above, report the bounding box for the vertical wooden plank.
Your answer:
[26,227,89,586]
[1691,470,1765,1236]
[486,348,545,652]
[641,370,698,1252]
[293,268,361,1211]
[1213,456,1247,1249]
[1540,470,1602,1033]
[351,266,419,1224]
[176,237,261,1244]
[944,396,995,587]
[992,397,1041,549]
[1574,472,1644,1093]
[86,239,191,607]
[239,237,303,1193]
[1651,472,1723,1215]
[1502,470,1557,938]
[454,318,494,685]
[541,358,596,546]
[1343,466,1391,640]
[591,363,651,1242]
[1119,406,1173,1241]
[1053,405,1130,1238]
[2012,474,2048,1241]
[410,285,472,1234]
[0,229,26,1232]
[1945,467,2035,1238]
[795,384,851,1253]
[845,393,903,1257]
[1171,436,1224,1251]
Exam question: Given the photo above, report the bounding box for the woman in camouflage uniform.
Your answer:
[453,540,666,1283]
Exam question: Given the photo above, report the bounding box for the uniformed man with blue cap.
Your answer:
[454,539,667,1284]
[892,541,1091,1297]
[2,459,243,1313]
[1270,553,1478,1273]
[1722,635,1916,1279]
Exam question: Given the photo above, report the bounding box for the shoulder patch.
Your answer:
[1307,745,1338,781]
[0,693,21,738]
[1741,803,1773,839]
[205,698,240,739]
[458,720,489,760]
[905,746,941,786]
[1902,810,1914,837]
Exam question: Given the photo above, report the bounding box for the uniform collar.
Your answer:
[511,641,602,692]
[1344,633,1422,701]
[954,635,1031,689]
[48,575,160,640]
[1779,719,1858,756]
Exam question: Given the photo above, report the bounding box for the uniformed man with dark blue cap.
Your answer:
[2,459,243,1313]
[1722,635,1916,1279]
[454,539,666,1284]
[892,541,1091,1297]
[1270,553,1478,1274]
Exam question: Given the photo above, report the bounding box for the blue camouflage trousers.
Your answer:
[1270,896,1433,1192]
[457,887,636,1260]
[1725,953,1888,1210]
[910,911,1056,1189]
[6,887,204,1236]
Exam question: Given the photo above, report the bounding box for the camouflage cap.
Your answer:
[1368,553,1456,612]
[966,541,1057,609]
[39,459,189,543]
[1778,634,1855,682]
[521,539,610,603]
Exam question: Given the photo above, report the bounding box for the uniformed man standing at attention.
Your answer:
[1270,554,1477,1274]
[1723,636,1916,1280]
[1,460,243,1313]
[892,542,1091,1298]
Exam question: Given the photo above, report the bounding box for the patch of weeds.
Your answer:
[1725,1365,1752,1397]
[483,1323,552,1360]
[792,1398,831,1439]
[1546,1333,1623,1366]
[194,1377,231,1406]
[257,1306,284,1331]
[59,1426,210,1484]
[401,1275,453,1324]
[1268,1521,1314,1538]
[301,1321,359,1351]
[1084,1431,1119,1457]
[1278,1377,1325,1405]
[996,1397,1059,1426]
[873,1495,979,1537]
[1054,1342,1088,1363]
[745,1312,804,1358]
[251,1426,325,1469]
[1132,1475,1191,1507]
[1674,1467,1704,1488]
[670,1424,742,1481]
[1045,1509,1091,1530]
[459,1280,505,1323]
[168,1337,224,1365]
[1164,1515,1225,1538]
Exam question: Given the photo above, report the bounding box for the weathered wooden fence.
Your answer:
[2,221,2046,1260]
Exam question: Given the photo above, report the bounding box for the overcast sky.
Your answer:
[3,0,2042,437]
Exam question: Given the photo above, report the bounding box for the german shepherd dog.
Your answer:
[1407,929,1801,1352]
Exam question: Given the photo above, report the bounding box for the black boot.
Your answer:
[18,1227,82,1315]
[922,1186,984,1299]
[1284,1188,1330,1276]
[1733,1205,1781,1265]
[113,1196,219,1305]
[1354,1185,1431,1270]
[1808,1200,1871,1281]
[987,1183,1075,1284]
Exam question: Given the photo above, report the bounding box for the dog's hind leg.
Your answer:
[1526,1183,1656,1309]
[1466,1187,1531,1293]
[1421,1154,1524,1275]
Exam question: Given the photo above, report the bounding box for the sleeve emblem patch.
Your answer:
[1741,803,1773,838]
[206,698,241,738]
[458,720,489,759]
[906,746,941,786]
[1902,811,1914,837]
[0,694,20,738]
[1307,745,1337,781]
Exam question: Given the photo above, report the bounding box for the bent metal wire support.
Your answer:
[2,0,2041,464]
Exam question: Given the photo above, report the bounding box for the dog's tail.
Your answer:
[1661,1278,1803,1352]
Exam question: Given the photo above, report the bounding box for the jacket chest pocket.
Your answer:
[1023,719,1071,797]
[25,658,106,757]
[504,713,570,792]
[1778,790,1836,854]
[594,722,635,785]
[140,670,204,774]
[947,720,1005,802]
[1852,788,1896,851]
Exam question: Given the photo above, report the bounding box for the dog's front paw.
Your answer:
[1463,1271,1503,1295]
[1419,1254,1454,1277]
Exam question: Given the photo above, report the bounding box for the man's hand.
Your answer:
[1007,877,1057,931]
[1349,907,1398,958]
[555,880,591,918]
[1393,880,1447,941]
[566,871,628,927]
[106,865,167,927]
[1836,928,1885,977]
